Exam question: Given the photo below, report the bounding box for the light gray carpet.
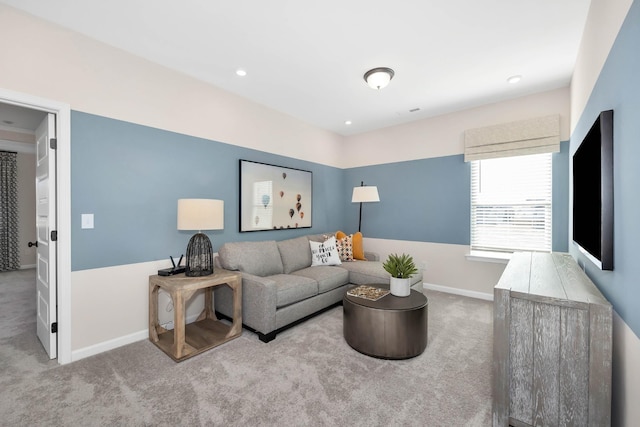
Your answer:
[0,270,493,426]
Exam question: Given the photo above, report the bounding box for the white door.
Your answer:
[35,113,57,359]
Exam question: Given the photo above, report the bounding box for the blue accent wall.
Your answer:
[70,111,345,271]
[569,0,640,336]
[344,155,471,244]
[344,146,569,251]
[71,111,570,272]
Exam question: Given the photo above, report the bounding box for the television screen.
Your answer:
[572,110,614,270]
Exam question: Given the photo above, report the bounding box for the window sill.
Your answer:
[465,250,512,264]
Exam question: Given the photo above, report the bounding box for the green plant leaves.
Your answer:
[382,253,418,278]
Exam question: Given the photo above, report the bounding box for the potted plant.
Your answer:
[383,253,418,297]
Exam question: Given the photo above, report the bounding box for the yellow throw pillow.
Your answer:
[352,232,366,260]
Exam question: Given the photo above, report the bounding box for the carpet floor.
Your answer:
[0,269,493,426]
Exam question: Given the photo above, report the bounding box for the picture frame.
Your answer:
[239,159,312,232]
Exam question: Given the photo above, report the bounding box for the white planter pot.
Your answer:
[390,277,411,297]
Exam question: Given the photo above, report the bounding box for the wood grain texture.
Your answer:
[588,303,612,427]
[492,252,612,427]
[529,252,566,300]
[559,306,589,426]
[492,287,511,427]
[509,297,534,424]
[533,302,560,426]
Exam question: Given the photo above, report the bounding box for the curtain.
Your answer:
[464,114,560,161]
[0,150,20,271]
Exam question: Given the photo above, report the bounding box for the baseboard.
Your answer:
[71,313,202,362]
[422,283,493,301]
[19,264,36,270]
[72,330,148,362]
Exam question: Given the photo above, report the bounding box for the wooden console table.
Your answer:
[493,252,612,426]
[149,269,242,362]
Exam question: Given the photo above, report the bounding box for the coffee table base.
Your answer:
[343,291,428,359]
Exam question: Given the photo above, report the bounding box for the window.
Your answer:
[470,153,552,254]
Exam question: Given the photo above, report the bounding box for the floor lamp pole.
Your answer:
[358,202,363,232]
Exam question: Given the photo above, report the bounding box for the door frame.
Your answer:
[0,87,72,364]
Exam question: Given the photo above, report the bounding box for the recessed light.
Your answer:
[345,120,352,125]
[236,69,247,77]
[507,75,522,84]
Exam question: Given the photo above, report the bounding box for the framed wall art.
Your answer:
[239,159,312,232]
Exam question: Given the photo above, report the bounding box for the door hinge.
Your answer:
[50,138,57,150]
[51,322,58,333]
[51,230,57,241]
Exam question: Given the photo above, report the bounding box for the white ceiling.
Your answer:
[1,0,592,136]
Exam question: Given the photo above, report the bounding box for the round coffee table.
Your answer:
[343,284,428,359]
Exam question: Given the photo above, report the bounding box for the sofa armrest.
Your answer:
[214,271,278,335]
[364,251,380,261]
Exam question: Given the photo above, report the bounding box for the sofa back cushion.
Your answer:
[277,236,312,274]
[218,240,284,277]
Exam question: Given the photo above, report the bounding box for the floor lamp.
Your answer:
[351,181,380,232]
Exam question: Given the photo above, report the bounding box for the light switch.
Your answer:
[81,214,94,229]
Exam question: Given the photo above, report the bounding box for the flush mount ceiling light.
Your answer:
[364,67,395,90]
[507,75,522,84]
[236,68,247,77]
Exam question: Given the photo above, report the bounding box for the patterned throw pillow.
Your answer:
[336,233,354,261]
[309,236,342,266]
[336,230,366,260]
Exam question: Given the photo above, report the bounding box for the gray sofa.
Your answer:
[214,233,423,342]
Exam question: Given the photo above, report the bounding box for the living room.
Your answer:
[0,0,638,425]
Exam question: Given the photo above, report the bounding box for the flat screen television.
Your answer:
[572,109,614,270]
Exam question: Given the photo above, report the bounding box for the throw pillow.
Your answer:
[336,233,354,261]
[309,236,342,266]
[352,231,366,260]
[337,230,366,261]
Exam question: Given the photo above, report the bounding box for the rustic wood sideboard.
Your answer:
[493,252,612,427]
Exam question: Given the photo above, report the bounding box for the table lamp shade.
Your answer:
[177,199,224,231]
[177,199,224,277]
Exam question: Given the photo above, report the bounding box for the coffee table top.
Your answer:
[344,284,427,311]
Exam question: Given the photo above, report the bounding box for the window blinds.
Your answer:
[464,115,560,162]
[470,153,552,253]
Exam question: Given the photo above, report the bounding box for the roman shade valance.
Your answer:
[464,114,560,162]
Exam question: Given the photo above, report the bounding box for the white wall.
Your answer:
[342,87,571,167]
[0,4,345,169]
[570,0,634,131]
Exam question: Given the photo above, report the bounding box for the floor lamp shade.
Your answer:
[351,186,380,203]
[351,183,380,232]
[177,199,224,276]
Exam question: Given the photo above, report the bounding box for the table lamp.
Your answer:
[177,199,224,276]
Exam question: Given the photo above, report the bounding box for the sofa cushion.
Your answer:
[292,266,349,293]
[268,274,318,308]
[277,236,312,274]
[338,260,391,285]
[218,241,284,277]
